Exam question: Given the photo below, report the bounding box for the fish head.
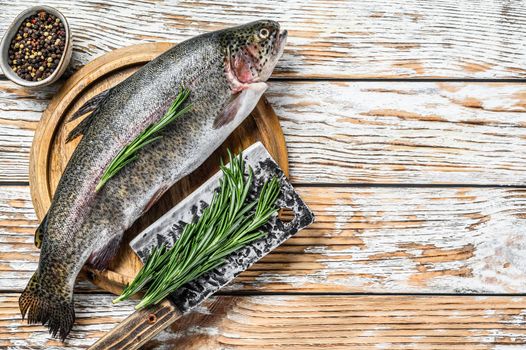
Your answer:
[222,20,287,88]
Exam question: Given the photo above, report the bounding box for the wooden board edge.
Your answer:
[253,97,289,177]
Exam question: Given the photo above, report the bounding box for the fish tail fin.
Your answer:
[19,271,75,341]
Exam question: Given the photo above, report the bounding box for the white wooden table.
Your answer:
[1,0,526,349]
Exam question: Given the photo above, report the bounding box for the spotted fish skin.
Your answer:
[19,20,287,340]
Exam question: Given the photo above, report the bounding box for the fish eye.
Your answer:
[259,28,269,39]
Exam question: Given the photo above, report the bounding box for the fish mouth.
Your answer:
[274,29,288,56]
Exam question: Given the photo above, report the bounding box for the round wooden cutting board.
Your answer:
[29,42,288,295]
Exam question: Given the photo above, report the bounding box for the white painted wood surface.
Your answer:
[0,0,525,79]
[3,294,526,349]
[2,80,526,184]
[3,185,526,294]
[1,0,526,348]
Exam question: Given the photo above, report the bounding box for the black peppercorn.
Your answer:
[7,11,66,82]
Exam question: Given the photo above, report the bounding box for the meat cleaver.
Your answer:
[89,142,315,350]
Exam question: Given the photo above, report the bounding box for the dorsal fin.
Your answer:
[66,112,96,142]
[66,89,111,143]
[69,89,110,122]
[34,213,48,249]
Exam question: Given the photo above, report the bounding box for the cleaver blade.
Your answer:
[89,142,315,350]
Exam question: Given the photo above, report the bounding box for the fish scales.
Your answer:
[19,20,287,340]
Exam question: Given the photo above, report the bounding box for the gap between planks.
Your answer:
[1,0,526,79]
[3,75,526,83]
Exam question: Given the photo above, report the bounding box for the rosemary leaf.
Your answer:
[113,151,281,309]
[96,88,192,191]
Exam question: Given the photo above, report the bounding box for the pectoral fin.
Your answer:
[213,82,268,129]
[142,185,170,215]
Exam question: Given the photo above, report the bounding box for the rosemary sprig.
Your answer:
[113,151,281,309]
[96,88,192,191]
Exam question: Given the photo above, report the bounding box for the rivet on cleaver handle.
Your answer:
[89,142,314,350]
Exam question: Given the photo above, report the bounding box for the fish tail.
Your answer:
[19,271,75,341]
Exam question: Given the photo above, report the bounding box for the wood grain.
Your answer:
[4,185,526,294]
[0,80,56,181]
[1,1,526,347]
[1,0,525,79]
[273,81,526,185]
[89,299,182,350]
[3,80,526,185]
[3,293,526,349]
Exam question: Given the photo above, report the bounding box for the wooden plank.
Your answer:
[4,185,526,294]
[2,293,526,349]
[0,0,525,79]
[2,80,526,184]
[0,80,57,181]
[272,81,526,185]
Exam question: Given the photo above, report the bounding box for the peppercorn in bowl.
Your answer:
[0,6,72,87]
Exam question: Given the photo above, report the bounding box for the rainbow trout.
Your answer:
[20,20,287,340]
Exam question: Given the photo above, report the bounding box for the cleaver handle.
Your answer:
[88,299,182,350]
